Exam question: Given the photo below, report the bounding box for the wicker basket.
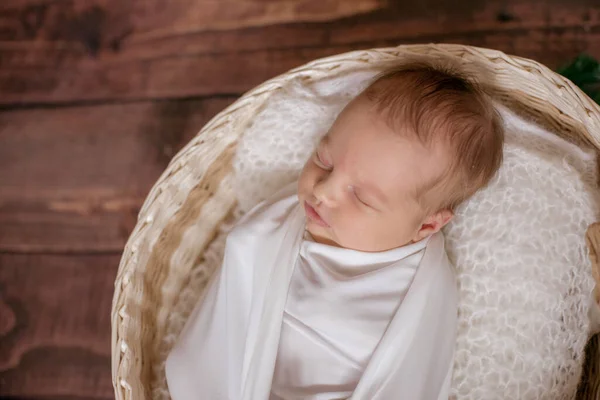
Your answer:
[111,44,600,400]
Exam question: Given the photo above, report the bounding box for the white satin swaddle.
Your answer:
[271,235,428,399]
[166,184,458,400]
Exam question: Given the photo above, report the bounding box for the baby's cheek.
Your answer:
[297,168,312,194]
[343,215,370,241]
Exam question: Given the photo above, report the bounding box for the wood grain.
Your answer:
[0,97,236,252]
[3,26,599,105]
[0,253,117,399]
[1,0,599,105]
[2,1,600,399]
[0,0,382,68]
[0,0,384,39]
[577,333,600,400]
[1,0,596,50]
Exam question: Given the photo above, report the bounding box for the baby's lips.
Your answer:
[304,202,330,227]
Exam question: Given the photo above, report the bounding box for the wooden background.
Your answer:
[1,0,600,398]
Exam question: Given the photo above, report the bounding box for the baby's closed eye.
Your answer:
[314,150,333,170]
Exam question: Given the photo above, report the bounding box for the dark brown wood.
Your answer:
[2,26,600,105]
[1,0,596,55]
[0,0,382,69]
[0,0,384,39]
[0,0,599,105]
[2,1,600,399]
[576,333,600,400]
[0,253,118,399]
[0,97,236,253]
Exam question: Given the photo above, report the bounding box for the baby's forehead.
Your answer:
[331,121,449,195]
[332,100,447,151]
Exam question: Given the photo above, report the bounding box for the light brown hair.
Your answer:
[363,60,504,212]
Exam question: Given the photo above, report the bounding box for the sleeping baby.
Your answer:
[165,61,505,400]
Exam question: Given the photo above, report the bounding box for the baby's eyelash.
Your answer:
[349,186,370,208]
[354,191,369,207]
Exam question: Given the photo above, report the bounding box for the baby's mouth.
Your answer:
[304,201,330,227]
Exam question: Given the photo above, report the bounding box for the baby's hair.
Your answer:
[362,58,504,212]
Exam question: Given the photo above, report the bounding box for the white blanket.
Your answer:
[166,184,458,399]
[229,75,599,397]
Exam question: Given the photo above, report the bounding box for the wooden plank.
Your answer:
[0,190,144,254]
[1,1,598,67]
[326,2,600,46]
[1,0,599,104]
[2,25,598,105]
[117,3,600,63]
[129,0,385,33]
[0,253,117,399]
[0,0,383,44]
[145,27,600,97]
[0,97,236,253]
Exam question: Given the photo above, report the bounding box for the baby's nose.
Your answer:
[313,179,339,207]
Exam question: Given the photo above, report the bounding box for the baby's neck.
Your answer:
[304,229,424,252]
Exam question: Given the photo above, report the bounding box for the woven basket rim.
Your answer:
[111,43,600,400]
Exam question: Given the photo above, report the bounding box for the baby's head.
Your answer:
[297,60,504,252]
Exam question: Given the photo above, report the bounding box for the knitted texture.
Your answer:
[158,69,599,399]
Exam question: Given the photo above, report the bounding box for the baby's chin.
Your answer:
[305,224,340,248]
[307,231,340,248]
[309,228,407,252]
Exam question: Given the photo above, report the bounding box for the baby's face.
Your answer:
[297,97,450,252]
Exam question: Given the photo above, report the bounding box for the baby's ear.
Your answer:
[412,209,454,242]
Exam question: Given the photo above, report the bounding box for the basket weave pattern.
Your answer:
[111,44,600,399]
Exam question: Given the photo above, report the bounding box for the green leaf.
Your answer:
[557,54,600,105]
